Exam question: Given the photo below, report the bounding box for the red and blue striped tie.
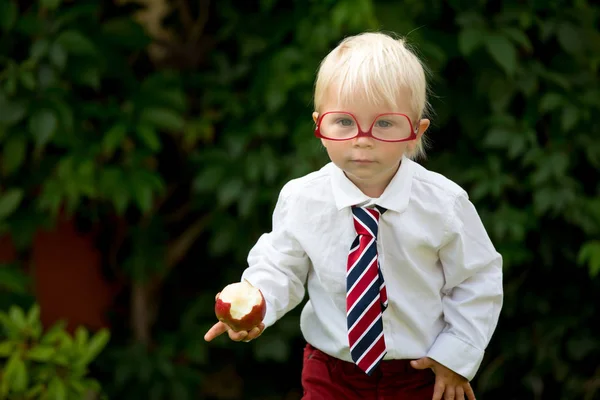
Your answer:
[346,206,388,375]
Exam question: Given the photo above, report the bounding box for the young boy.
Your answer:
[205,31,503,400]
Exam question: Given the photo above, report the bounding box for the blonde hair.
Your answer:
[314,31,431,159]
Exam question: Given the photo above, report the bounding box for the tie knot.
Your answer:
[352,206,384,237]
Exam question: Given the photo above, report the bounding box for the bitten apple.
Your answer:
[214,280,266,332]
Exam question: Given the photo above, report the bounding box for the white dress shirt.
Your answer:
[241,155,503,381]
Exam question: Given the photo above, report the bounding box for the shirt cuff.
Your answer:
[261,296,278,328]
[426,332,484,381]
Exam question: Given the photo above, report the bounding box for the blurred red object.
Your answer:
[0,217,116,332]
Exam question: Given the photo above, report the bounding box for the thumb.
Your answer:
[410,357,433,370]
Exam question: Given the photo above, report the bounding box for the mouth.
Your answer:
[351,159,374,164]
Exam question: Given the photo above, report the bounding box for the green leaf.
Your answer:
[0,97,27,125]
[0,265,31,294]
[238,188,257,218]
[29,108,57,147]
[19,70,36,90]
[253,335,289,363]
[455,11,486,28]
[0,189,23,220]
[75,326,89,349]
[49,42,67,70]
[26,304,40,325]
[38,64,58,90]
[561,106,579,132]
[25,384,45,398]
[40,320,68,345]
[102,17,151,49]
[2,136,26,175]
[260,0,277,12]
[0,340,15,357]
[47,377,67,400]
[0,312,20,340]
[485,34,517,76]
[55,30,98,55]
[483,128,512,149]
[37,179,63,215]
[0,0,18,31]
[158,90,187,112]
[193,166,225,193]
[136,124,162,151]
[557,23,583,55]
[458,28,484,56]
[100,169,130,214]
[26,345,55,362]
[68,379,87,395]
[578,241,600,277]
[539,93,563,113]
[5,354,28,392]
[139,108,185,132]
[53,99,74,133]
[71,64,101,89]
[102,123,127,155]
[40,0,62,10]
[128,170,161,213]
[9,305,27,330]
[131,181,152,213]
[217,179,244,208]
[30,39,50,60]
[82,329,110,365]
[502,27,533,52]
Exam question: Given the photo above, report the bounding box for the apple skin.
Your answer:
[214,288,266,332]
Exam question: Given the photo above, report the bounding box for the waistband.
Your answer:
[305,343,422,377]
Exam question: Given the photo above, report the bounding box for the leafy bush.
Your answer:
[0,304,109,399]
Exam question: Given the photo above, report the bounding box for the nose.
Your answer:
[353,135,375,148]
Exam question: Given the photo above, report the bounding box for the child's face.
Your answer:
[313,89,429,194]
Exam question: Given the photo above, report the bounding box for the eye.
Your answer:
[376,120,392,128]
[337,118,354,126]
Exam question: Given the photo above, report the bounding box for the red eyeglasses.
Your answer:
[314,111,418,142]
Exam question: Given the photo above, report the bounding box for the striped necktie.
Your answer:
[346,205,388,375]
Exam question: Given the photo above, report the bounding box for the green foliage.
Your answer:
[579,241,600,277]
[0,304,110,399]
[0,0,599,398]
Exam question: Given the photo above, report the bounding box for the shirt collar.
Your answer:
[329,155,415,213]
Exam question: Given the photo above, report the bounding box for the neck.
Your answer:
[346,162,400,198]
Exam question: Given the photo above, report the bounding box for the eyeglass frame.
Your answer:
[314,111,419,143]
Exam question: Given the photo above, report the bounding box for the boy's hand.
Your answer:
[203,292,265,342]
[410,357,476,400]
[203,321,265,342]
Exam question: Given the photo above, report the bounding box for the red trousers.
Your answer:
[301,343,435,400]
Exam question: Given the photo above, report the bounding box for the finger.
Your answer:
[228,329,248,341]
[444,385,455,400]
[411,357,433,370]
[432,382,445,400]
[244,323,265,341]
[456,386,465,400]
[464,383,476,400]
[204,322,229,342]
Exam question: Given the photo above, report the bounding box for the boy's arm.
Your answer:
[427,191,503,382]
[240,183,310,328]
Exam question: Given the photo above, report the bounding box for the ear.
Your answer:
[415,118,430,139]
[313,112,327,148]
[407,118,430,152]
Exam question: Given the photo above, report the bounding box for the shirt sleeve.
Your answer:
[426,192,503,381]
[241,182,310,328]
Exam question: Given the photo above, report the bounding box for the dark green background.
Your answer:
[1,0,599,398]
